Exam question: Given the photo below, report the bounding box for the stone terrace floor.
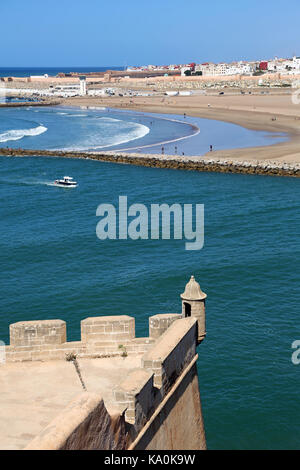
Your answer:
[0,355,142,450]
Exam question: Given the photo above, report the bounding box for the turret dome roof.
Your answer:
[181,275,207,301]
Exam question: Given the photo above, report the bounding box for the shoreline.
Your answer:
[0,147,299,178]
[62,94,300,165]
[1,93,300,175]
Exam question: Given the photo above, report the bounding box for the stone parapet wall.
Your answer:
[24,322,202,450]
[129,356,206,450]
[81,315,135,343]
[149,313,182,339]
[10,320,66,347]
[112,317,198,435]
[5,315,154,362]
[142,317,197,392]
[2,275,207,450]
[113,369,155,425]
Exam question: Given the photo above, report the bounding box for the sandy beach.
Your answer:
[63,92,300,164]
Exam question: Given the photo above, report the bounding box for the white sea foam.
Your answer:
[0,125,47,143]
[66,114,88,117]
[98,117,122,122]
[61,122,150,151]
[0,178,54,187]
[87,106,107,110]
[100,123,150,148]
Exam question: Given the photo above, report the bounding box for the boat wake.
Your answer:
[0,177,55,187]
[0,125,47,143]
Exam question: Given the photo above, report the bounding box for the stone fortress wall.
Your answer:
[1,72,298,93]
[4,276,207,450]
[109,72,297,91]
[6,315,155,362]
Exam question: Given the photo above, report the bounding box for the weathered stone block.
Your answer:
[142,317,197,395]
[81,316,135,344]
[9,320,66,347]
[149,314,181,339]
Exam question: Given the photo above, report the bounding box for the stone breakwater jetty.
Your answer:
[0,100,61,108]
[1,147,300,177]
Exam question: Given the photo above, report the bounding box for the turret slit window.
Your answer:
[184,302,191,318]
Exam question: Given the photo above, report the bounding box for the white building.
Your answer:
[292,56,300,71]
[267,57,299,74]
[181,66,192,76]
[194,63,216,76]
[194,61,254,77]
[79,76,87,96]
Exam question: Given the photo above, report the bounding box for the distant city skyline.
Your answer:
[1,0,300,67]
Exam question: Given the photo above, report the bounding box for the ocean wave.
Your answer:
[0,125,47,143]
[66,114,88,117]
[100,123,150,148]
[86,106,106,110]
[54,112,88,118]
[97,117,122,122]
[61,122,150,151]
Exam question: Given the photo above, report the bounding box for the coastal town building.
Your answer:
[1,54,300,101]
[125,56,300,78]
[79,76,87,96]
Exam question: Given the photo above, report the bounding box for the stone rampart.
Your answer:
[149,313,182,339]
[21,313,202,449]
[142,317,197,391]
[112,317,197,435]
[3,276,207,450]
[5,315,154,362]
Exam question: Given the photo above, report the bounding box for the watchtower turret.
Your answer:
[181,275,207,344]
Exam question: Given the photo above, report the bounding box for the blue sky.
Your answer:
[1,0,300,67]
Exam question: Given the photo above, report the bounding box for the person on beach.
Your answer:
[210,145,213,152]
[175,146,177,154]
[162,146,164,155]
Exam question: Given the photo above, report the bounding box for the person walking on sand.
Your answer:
[210,145,213,152]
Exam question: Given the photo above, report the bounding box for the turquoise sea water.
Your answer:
[0,154,299,449]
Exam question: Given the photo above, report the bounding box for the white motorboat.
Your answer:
[54,176,78,187]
